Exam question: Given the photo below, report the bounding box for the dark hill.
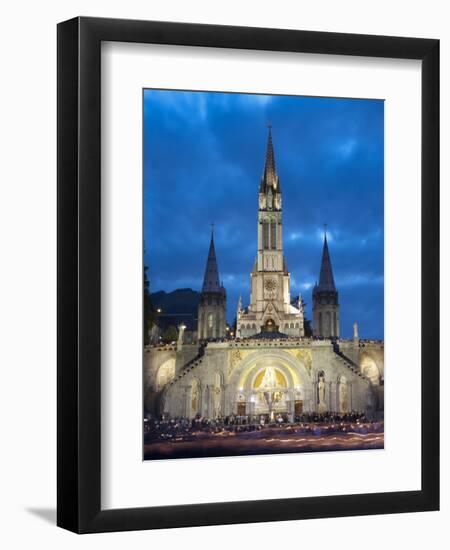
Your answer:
[150,288,199,315]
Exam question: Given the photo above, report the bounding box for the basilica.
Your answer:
[144,130,384,421]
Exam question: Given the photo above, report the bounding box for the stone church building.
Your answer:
[144,129,384,421]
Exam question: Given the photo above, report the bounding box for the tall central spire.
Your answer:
[260,126,280,193]
[201,230,222,293]
[237,125,304,339]
[317,231,336,292]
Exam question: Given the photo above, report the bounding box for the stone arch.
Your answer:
[155,358,176,391]
[230,350,311,388]
[228,350,313,417]
[360,354,382,385]
[244,363,294,392]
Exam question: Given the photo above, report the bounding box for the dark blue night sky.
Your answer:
[143,90,384,339]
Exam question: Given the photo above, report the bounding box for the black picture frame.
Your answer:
[57,16,439,533]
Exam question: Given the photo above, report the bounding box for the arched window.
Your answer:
[190,379,200,417]
[338,375,349,413]
[270,221,277,249]
[263,221,269,249]
[319,312,323,335]
[326,311,331,336]
[215,315,219,335]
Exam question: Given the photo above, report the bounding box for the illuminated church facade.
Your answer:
[144,130,384,421]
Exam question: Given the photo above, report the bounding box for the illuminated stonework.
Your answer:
[236,129,305,339]
[143,129,384,422]
[144,339,384,420]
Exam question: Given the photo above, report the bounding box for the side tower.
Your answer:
[313,230,340,338]
[197,230,227,340]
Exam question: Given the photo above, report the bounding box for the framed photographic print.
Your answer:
[57,17,439,533]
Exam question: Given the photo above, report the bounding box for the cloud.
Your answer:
[144,90,384,338]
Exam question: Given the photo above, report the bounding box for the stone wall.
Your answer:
[145,338,384,420]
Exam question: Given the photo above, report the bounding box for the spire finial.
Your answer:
[211,222,215,237]
[324,223,328,240]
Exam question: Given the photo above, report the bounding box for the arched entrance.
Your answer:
[155,358,176,391]
[229,351,312,421]
[251,366,289,419]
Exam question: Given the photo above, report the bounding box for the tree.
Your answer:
[301,298,313,337]
[161,325,178,344]
[144,264,155,346]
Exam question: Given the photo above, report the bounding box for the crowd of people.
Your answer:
[143,411,383,442]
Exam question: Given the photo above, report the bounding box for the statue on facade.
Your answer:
[317,371,327,413]
[260,367,278,389]
[213,386,222,418]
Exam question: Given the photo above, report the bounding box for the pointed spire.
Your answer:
[316,227,336,292]
[260,125,280,193]
[202,229,222,293]
[236,294,243,319]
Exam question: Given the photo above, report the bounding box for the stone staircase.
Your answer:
[332,343,371,384]
[168,342,207,387]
